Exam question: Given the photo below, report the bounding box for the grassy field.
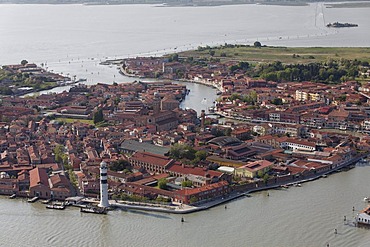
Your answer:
[178,46,370,64]
[325,2,370,8]
[56,118,94,125]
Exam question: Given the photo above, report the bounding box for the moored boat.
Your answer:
[356,205,370,226]
[27,197,39,203]
[80,206,107,214]
[41,199,52,204]
[9,194,16,199]
[46,203,66,210]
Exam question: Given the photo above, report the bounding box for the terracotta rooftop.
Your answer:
[130,151,174,167]
[29,167,49,188]
[240,160,273,172]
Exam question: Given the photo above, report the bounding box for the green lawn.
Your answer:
[56,117,94,125]
[178,46,370,64]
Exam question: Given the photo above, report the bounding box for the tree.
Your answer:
[181,180,193,188]
[249,90,257,103]
[189,196,198,204]
[93,108,104,124]
[54,145,68,165]
[169,143,196,160]
[238,61,249,70]
[0,87,13,95]
[254,41,262,47]
[21,60,28,66]
[272,98,283,105]
[224,128,232,136]
[209,50,215,56]
[110,160,130,172]
[338,95,347,102]
[170,53,179,62]
[229,93,241,101]
[195,150,207,161]
[257,170,264,178]
[158,178,167,190]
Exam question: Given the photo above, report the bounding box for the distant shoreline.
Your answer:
[1,1,370,8]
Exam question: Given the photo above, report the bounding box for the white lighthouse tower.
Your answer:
[98,161,109,208]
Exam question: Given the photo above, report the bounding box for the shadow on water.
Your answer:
[273,187,290,192]
[123,209,172,219]
[356,163,370,167]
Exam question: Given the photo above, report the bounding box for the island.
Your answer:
[1,45,370,215]
[326,22,358,28]
[0,60,71,96]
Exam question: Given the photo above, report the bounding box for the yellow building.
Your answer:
[296,90,321,102]
[235,160,273,178]
[308,92,320,101]
[206,155,245,168]
[295,90,308,101]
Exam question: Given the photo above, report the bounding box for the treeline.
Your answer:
[0,67,57,95]
[251,59,368,84]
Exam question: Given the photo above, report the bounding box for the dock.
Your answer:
[27,197,39,203]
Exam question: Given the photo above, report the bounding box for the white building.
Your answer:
[280,139,316,152]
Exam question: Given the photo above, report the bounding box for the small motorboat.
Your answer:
[80,206,107,215]
[46,203,66,210]
[27,197,39,203]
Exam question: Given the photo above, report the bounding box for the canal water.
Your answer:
[1,3,370,246]
[1,165,370,247]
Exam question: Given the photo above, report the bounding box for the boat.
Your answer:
[46,203,66,210]
[364,197,370,203]
[80,206,107,215]
[27,197,39,203]
[356,205,370,226]
[41,199,52,204]
[74,78,87,84]
[321,174,327,178]
[9,194,16,199]
[281,185,289,189]
[358,159,369,165]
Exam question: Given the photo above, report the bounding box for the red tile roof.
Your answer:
[240,160,273,172]
[130,151,174,167]
[168,164,223,178]
[176,181,229,196]
[29,167,49,187]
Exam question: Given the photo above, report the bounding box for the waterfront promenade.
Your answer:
[110,154,366,214]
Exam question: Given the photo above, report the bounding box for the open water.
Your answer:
[0,3,370,246]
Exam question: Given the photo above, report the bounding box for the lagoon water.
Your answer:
[2,166,370,247]
[1,3,370,246]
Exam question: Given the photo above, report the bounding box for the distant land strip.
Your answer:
[1,0,370,7]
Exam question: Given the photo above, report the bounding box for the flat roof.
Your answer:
[120,139,170,156]
[218,166,235,173]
